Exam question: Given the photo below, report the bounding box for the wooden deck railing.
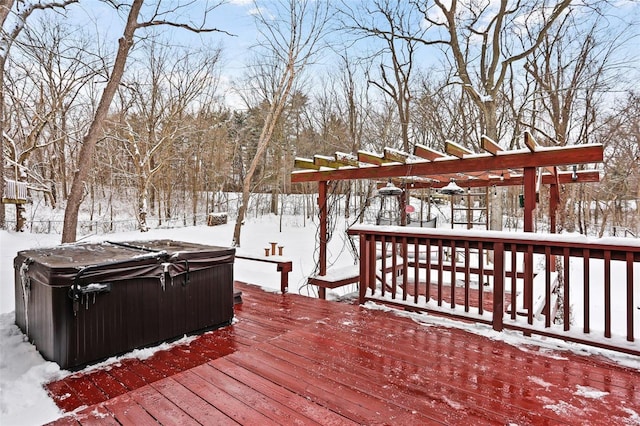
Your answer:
[347,225,640,356]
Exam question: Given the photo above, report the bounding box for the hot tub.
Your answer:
[14,240,235,370]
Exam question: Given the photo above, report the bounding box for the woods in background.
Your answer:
[1,0,638,239]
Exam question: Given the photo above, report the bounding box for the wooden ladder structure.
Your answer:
[450,186,489,230]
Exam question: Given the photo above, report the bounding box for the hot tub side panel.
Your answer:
[184,263,234,333]
[15,269,54,363]
[65,263,234,369]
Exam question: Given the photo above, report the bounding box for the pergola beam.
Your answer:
[292,144,603,183]
[313,155,342,169]
[524,131,538,152]
[403,170,600,190]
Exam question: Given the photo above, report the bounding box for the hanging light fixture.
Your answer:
[378,180,403,197]
[440,178,465,195]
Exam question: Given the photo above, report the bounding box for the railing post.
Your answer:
[359,232,368,304]
[493,242,505,332]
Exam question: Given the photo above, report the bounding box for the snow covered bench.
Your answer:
[235,253,293,293]
[308,260,402,300]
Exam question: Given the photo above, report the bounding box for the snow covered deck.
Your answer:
[46,282,639,425]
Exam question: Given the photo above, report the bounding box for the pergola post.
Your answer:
[549,172,560,272]
[523,167,536,233]
[522,166,536,313]
[318,180,328,276]
[550,182,559,234]
[399,182,407,226]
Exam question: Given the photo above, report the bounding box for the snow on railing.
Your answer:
[347,225,640,357]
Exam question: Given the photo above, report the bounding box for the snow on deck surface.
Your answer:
[46,282,640,426]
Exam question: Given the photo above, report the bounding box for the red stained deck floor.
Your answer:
[47,281,639,425]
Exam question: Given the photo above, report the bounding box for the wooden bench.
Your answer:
[235,253,293,294]
[308,265,360,300]
[308,260,402,300]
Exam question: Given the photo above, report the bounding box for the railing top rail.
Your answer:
[347,224,640,252]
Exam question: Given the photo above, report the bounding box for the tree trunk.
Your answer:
[61,0,143,243]
[0,46,7,229]
[232,65,296,246]
[137,174,149,232]
[483,100,504,232]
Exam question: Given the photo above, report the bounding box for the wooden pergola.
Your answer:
[290,132,604,277]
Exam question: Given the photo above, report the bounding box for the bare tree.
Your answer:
[61,0,226,243]
[416,0,573,141]
[1,0,78,229]
[340,0,425,152]
[6,19,100,209]
[313,51,371,219]
[413,70,483,151]
[231,0,330,247]
[594,92,640,237]
[411,0,573,231]
[523,10,631,233]
[107,40,221,231]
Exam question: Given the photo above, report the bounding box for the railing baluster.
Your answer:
[464,241,470,312]
[381,237,387,297]
[414,238,419,304]
[583,248,590,334]
[358,234,368,304]
[402,237,408,301]
[450,239,457,309]
[563,247,570,331]
[391,236,398,299]
[437,239,443,306]
[478,242,484,315]
[493,242,505,332]
[525,244,534,326]
[604,250,611,339]
[368,236,377,296]
[627,251,634,342]
[426,238,431,302]
[510,243,517,321]
[545,246,552,327]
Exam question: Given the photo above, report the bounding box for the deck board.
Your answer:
[192,363,322,425]
[130,385,200,426]
[151,377,238,425]
[47,281,640,425]
[211,358,357,426]
[175,370,280,425]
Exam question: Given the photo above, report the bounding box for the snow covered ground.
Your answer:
[1,215,638,425]
[0,215,360,425]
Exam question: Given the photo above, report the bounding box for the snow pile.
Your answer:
[0,312,63,425]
